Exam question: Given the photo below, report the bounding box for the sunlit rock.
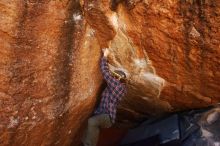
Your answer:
[0,0,219,145]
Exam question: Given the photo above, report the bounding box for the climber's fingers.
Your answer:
[102,48,110,57]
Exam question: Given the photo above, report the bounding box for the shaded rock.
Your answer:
[181,106,220,146]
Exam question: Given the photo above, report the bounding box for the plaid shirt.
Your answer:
[94,57,127,123]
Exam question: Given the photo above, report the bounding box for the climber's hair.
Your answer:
[112,70,126,83]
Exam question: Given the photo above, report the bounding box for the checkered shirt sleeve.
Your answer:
[100,57,120,87]
[94,57,127,123]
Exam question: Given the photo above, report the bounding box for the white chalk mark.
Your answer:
[73,13,82,23]
[190,26,200,38]
[8,116,19,128]
[133,58,147,68]
[110,13,119,30]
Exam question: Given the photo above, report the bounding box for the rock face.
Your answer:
[0,0,219,146]
[0,1,102,145]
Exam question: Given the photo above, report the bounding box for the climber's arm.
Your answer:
[100,49,119,85]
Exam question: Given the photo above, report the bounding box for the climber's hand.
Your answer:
[102,48,110,57]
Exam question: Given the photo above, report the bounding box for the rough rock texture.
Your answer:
[0,0,219,146]
[114,0,220,126]
[0,1,102,146]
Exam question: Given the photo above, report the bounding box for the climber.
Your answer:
[82,48,127,146]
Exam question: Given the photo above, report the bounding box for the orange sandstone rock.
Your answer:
[0,0,219,146]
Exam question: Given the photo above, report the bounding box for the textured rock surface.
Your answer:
[0,0,219,146]
[0,1,102,146]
